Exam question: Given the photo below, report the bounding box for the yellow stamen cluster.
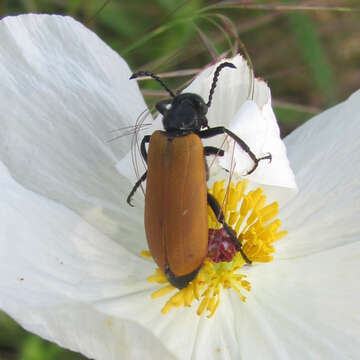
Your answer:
[209,180,287,263]
[148,253,249,318]
[144,179,286,317]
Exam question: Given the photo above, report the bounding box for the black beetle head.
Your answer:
[162,93,208,132]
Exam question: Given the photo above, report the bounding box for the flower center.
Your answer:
[208,228,237,263]
[144,179,287,318]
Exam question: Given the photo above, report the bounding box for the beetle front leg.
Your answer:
[203,146,224,157]
[127,171,147,207]
[127,135,151,207]
[207,193,251,264]
[199,127,272,175]
[141,135,151,163]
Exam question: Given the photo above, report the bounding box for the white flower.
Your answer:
[0,14,359,360]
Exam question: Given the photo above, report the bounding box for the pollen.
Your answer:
[145,179,286,317]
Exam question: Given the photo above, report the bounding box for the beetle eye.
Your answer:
[194,100,208,115]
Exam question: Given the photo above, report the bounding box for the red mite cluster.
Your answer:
[207,228,237,263]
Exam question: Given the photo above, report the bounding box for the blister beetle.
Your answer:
[127,62,271,289]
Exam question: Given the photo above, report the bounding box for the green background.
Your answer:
[0,0,359,359]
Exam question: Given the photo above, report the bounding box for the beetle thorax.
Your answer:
[162,93,208,133]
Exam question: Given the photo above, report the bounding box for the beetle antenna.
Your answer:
[130,71,175,98]
[206,62,236,107]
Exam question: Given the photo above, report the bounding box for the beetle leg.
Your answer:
[127,135,151,207]
[207,193,252,264]
[203,146,224,157]
[155,99,172,116]
[141,135,151,163]
[127,171,147,207]
[198,127,272,175]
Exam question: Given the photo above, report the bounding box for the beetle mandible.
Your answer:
[127,62,272,289]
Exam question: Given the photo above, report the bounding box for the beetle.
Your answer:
[127,62,271,289]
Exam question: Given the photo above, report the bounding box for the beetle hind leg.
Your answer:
[127,171,147,206]
[207,193,251,264]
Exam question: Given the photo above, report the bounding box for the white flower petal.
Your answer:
[0,14,147,248]
[0,161,153,300]
[14,303,174,360]
[95,294,202,360]
[241,240,360,359]
[278,90,360,258]
[116,149,145,186]
[219,100,297,200]
[0,161,175,358]
[190,294,239,360]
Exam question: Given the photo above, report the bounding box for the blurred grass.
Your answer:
[0,312,85,359]
[0,0,359,358]
[286,0,337,104]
